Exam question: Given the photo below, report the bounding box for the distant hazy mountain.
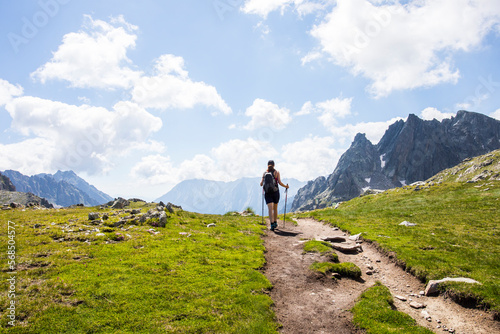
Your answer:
[156,177,306,215]
[2,170,112,207]
[292,110,500,211]
[52,170,112,205]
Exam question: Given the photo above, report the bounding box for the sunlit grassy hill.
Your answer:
[300,150,500,318]
[0,202,277,333]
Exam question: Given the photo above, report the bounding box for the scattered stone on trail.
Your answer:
[329,243,362,254]
[88,212,100,221]
[395,295,407,302]
[322,236,347,243]
[334,202,341,209]
[409,301,425,309]
[424,277,482,296]
[399,221,417,226]
[421,310,431,321]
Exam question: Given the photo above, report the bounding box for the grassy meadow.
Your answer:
[300,179,500,316]
[0,202,277,333]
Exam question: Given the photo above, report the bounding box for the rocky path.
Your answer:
[263,218,499,334]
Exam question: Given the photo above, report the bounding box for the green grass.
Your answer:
[352,282,433,334]
[300,180,500,315]
[302,240,339,262]
[0,203,278,333]
[310,262,361,279]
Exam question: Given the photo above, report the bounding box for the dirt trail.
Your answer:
[263,218,500,334]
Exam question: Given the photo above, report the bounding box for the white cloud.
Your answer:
[242,0,296,18]
[491,109,500,121]
[0,79,23,106]
[131,54,232,115]
[2,97,163,174]
[279,135,343,180]
[305,0,500,97]
[0,138,57,175]
[241,0,332,18]
[31,15,141,90]
[420,107,455,121]
[243,98,292,130]
[316,97,352,129]
[298,97,352,129]
[131,137,278,186]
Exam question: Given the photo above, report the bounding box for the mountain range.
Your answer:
[291,110,500,211]
[1,170,113,207]
[156,177,306,215]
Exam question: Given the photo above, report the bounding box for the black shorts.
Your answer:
[265,190,280,204]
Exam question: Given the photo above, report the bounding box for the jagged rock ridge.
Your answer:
[0,172,16,191]
[292,111,500,211]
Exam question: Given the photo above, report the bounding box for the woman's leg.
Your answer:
[273,203,278,223]
[267,203,274,225]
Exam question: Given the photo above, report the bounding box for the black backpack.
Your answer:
[263,171,278,194]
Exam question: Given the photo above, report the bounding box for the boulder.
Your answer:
[166,202,182,213]
[330,243,362,254]
[88,212,100,221]
[158,211,167,227]
[111,197,129,209]
[424,277,481,296]
[322,236,347,243]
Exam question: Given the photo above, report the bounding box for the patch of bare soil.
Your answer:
[263,218,500,334]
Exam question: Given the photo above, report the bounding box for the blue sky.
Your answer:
[1,0,500,200]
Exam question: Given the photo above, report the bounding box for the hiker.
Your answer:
[260,160,289,231]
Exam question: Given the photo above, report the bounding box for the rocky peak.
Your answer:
[292,110,500,212]
[0,172,16,191]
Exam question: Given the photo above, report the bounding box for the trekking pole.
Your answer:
[261,189,264,226]
[283,187,288,228]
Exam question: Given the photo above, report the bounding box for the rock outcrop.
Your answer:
[0,172,16,191]
[0,190,53,209]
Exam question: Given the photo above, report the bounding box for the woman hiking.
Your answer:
[260,160,289,231]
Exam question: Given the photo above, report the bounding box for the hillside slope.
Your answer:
[299,149,500,318]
